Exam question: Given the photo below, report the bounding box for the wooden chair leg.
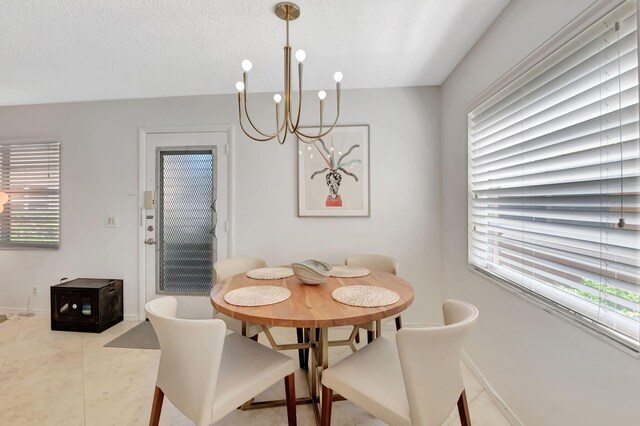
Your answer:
[321,385,333,426]
[355,330,360,344]
[304,328,310,368]
[149,386,164,426]
[367,330,374,344]
[457,390,471,426]
[296,328,307,369]
[284,373,297,426]
[395,315,403,330]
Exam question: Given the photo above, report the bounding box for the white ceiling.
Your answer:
[0,0,510,106]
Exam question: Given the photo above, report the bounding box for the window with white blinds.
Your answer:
[468,1,639,350]
[0,140,60,249]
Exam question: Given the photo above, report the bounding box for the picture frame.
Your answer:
[297,124,370,217]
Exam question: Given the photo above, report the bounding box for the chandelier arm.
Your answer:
[279,125,289,145]
[241,73,285,138]
[319,98,324,135]
[294,111,339,140]
[276,103,287,145]
[273,100,288,135]
[297,135,318,144]
[297,134,327,150]
[237,93,276,142]
[285,47,296,134]
[289,61,304,133]
[295,100,325,145]
[294,83,341,140]
[294,116,338,139]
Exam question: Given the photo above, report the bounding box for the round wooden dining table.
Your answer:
[210,269,414,425]
[211,270,414,328]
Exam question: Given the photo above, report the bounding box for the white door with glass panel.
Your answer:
[143,132,228,318]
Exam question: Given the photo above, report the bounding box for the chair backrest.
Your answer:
[145,297,226,426]
[395,299,478,426]
[213,257,268,283]
[345,254,398,275]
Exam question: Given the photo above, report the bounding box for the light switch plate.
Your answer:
[105,215,119,228]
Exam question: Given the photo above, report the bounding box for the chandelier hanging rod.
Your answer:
[235,2,343,145]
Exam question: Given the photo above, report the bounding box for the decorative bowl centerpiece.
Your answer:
[291,260,333,285]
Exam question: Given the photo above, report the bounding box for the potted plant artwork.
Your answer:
[297,125,370,217]
[308,139,361,207]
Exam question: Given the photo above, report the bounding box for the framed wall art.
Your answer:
[297,125,370,217]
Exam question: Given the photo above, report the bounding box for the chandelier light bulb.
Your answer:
[333,71,343,82]
[0,191,8,205]
[235,81,245,92]
[241,59,253,72]
[295,49,306,63]
[273,94,282,103]
[318,90,327,100]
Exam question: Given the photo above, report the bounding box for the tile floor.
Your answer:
[0,315,511,425]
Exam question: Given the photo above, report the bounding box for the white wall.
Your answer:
[0,86,443,325]
[441,0,640,425]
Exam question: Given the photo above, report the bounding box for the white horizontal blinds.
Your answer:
[468,0,640,348]
[0,140,60,248]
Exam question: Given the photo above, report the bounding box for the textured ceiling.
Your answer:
[0,0,510,106]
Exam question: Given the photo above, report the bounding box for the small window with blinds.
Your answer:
[468,1,639,351]
[0,140,60,249]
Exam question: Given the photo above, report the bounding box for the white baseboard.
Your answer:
[0,306,48,316]
[461,352,523,426]
[0,307,138,322]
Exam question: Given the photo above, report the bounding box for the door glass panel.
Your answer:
[158,149,216,293]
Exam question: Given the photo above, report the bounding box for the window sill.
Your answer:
[467,264,640,359]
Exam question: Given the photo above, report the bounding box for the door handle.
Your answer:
[145,238,156,245]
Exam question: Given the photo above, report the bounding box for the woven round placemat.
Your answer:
[246,267,294,280]
[224,286,291,307]
[332,285,400,307]
[330,265,371,278]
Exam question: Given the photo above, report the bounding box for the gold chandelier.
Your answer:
[235,2,342,144]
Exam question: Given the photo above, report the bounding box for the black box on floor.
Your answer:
[50,278,123,333]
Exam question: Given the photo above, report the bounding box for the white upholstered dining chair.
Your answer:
[146,296,297,426]
[213,257,267,339]
[321,299,478,426]
[217,257,308,369]
[345,254,402,343]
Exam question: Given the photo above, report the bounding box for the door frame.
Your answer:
[137,124,235,320]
